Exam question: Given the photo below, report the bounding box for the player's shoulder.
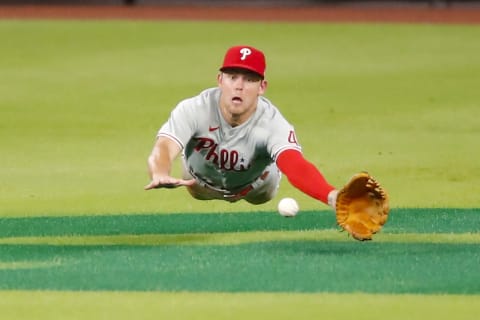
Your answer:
[257,96,290,124]
[195,87,220,102]
[180,87,219,104]
[177,87,219,110]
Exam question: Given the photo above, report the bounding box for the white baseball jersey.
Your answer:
[157,87,302,193]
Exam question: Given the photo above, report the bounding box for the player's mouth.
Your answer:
[232,96,243,104]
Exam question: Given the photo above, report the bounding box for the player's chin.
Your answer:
[230,100,244,110]
[226,105,246,115]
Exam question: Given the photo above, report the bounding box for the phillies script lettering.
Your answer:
[193,137,249,171]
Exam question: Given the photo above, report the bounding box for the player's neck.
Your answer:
[220,103,257,127]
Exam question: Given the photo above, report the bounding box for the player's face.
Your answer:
[217,70,267,124]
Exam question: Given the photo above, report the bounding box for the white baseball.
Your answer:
[277,197,299,217]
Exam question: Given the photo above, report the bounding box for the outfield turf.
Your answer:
[1,209,480,293]
[1,19,480,319]
[1,20,480,216]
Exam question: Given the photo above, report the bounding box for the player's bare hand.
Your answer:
[144,177,196,190]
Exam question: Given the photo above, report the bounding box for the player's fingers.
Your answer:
[144,181,158,190]
[144,178,176,190]
[145,182,176,190]
[144,178,196,190]
[177,179,196,186]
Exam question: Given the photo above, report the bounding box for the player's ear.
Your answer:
[217,72,223,86]
[258,79,268,95]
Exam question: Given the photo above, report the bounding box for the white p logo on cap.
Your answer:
[240,48,252,60]
[221,45,266,78]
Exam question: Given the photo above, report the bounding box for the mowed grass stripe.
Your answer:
[1,291,479,320]
[1,241,479,293]
[0,230,479,246]
[0,211,334,237]
[0,208,478,238]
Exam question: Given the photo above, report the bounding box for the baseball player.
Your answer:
[145,45,339,208]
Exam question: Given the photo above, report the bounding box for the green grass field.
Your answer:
[1,20,480,319]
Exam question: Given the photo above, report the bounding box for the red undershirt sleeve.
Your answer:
[276,149,335,205]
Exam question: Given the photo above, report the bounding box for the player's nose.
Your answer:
[233,77,245,89]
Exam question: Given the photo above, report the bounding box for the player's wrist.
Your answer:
[327,190,338,210]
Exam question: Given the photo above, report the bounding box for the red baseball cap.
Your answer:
[220,45,266,78]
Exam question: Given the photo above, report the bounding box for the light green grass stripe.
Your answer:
[0,260,64,270]
[1,230,479,246]
[0,291,478,320]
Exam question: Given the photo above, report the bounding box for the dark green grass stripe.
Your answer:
[0,208,478,238]
[1,241,479,294]
[0,211,334,237]
[385,208,480,234]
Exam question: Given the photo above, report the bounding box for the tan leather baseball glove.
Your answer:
[335,172,390,241]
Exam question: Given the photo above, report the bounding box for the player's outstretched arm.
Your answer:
[144,136,195,190]
[276,149,336,206]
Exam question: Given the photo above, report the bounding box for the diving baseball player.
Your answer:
[145,45,338,207]
[145,45,390,240]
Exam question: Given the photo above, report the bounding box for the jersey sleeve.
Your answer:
[277,149,335,204]
[157,99,198,149]
[270,124,302,161]
[261,99,302,161]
